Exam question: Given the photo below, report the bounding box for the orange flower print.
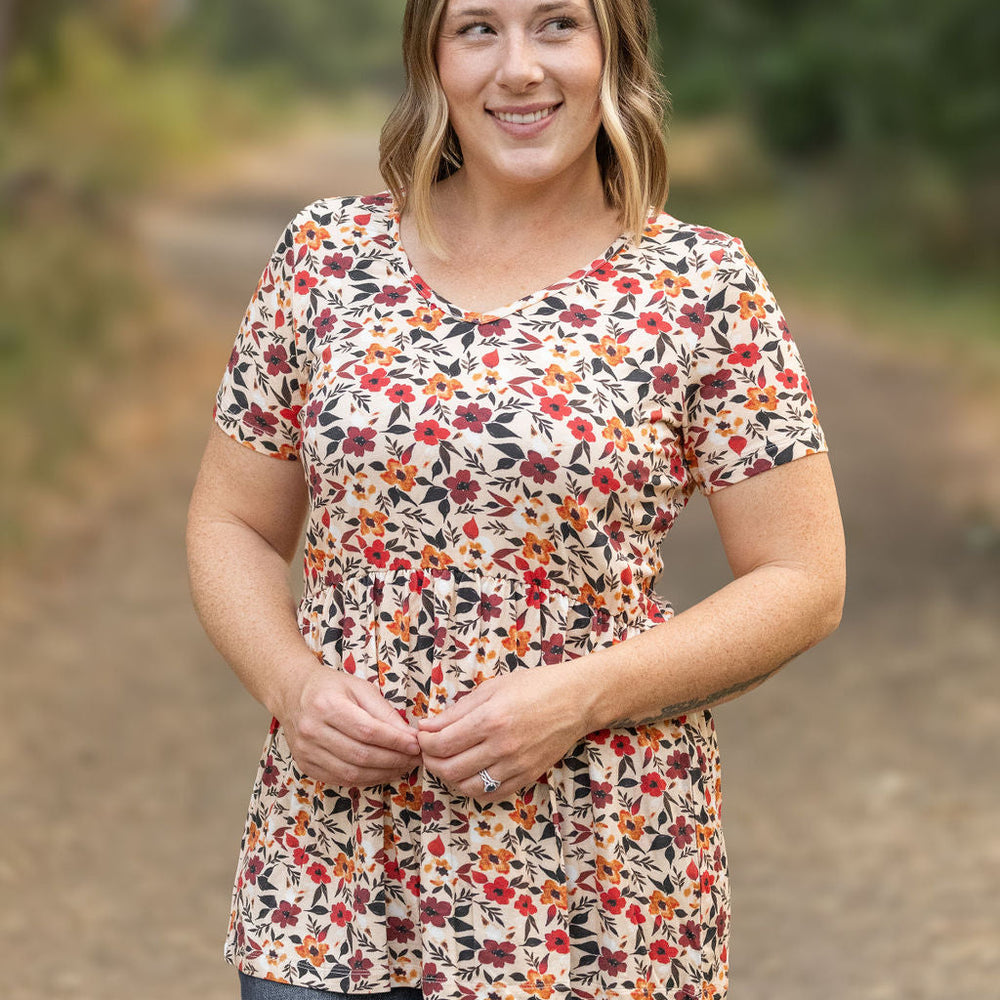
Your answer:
[386,609,411,644]
[419,544,453,571]
[596,854,624,884]
[521,532,556,565]
[592,335,630,366]
[652,269,692,296]
[407,305,445,332]
[423,371,462,400]
[745,385,778,411]
[602,416,635,451]
[359,507,389,536]
[508,799,538,831]
[363,342,401,365]
[649,890,680,920]
[502,624,531,657]
[295,935,329,968]
[577,582,607,612]
[525,969,558,998]
[294,220,330,251]
[539,879,568,909]
[737,292,767,321]
[617,811,646,841]
[478,844,516,873]
[391,779,421,812]
[629,977,658,1000]
[381,459,417,492]
[542,363,582,392]
[555,495,589,533]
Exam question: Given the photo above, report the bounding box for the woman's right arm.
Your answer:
[186,425,422,786]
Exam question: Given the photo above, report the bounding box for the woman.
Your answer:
[187,1,845,998]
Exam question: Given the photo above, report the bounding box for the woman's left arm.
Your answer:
[570,449,845,731]
[416,451,844,800]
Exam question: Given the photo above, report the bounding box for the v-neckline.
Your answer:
[387,201,633,324]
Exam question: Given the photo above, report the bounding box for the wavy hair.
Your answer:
[379,0,670,258]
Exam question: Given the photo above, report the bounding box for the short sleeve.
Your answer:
[681,238,828,494]
[213,214,307,460]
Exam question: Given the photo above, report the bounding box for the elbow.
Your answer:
[814,571,846,642]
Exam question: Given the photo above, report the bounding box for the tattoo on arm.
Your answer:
[605,660,791,729]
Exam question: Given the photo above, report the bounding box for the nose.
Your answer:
[494,35,544,92]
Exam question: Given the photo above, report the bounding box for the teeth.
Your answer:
[493,106,557,124]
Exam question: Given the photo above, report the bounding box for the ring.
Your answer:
[478,768,501,793]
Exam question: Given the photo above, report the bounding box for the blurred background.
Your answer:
[1,2,997,998]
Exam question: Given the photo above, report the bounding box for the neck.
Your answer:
[432,150,613,248]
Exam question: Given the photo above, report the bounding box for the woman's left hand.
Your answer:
[416,664,590,803]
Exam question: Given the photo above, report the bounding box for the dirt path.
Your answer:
[2,127,997,1000]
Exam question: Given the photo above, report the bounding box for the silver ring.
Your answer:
[478,768,501,793]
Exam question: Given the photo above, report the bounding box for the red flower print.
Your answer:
[604,520,625,550]
[320,252,352,278]
[600,886,627,913]
[520,450,558,485]
[271,900,301,928]
[638,311,671,334]
[624,460,650,489]
[650,939,679,963]
[625,902,646,925]
[479,939,516,968]
[610,733,634,756]
[545,929,570,953]
[665,750,690,779]
[568,416,595,442]
[343,425,376,456]
[331,901,353,926]
[414,419,449,444]
[364,539,391,568]
[483,877,516,904]
[454,401,492,431]
[592,467,621,494]
[559,303,599,328]
[360,368,390,392]
[727,342,761,366]
[779,316,792,341]
[294,269,317,294]
[640,772,666,795]
[444,469,481,504]
[514,894,537,915]
[676,302,711,337]
[374,284,409,306]
[614,275,642,295]
[243,403,277,436]
[307,862,331,884]
[668,816,695,848]
[597,946,628,974]
[539,394,571,419]
[386,383,415,404]
[591,260,618,281]
[777,367,799,389]
[699,369,736,400]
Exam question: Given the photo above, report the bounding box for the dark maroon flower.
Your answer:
[651,363,679,393]
[262,343,291,376]
[261,754,280,786]
[676,303,711,337]
[313,307,336,336]
[478,317,511,338]
[348,948,374,980]
[374,284,410,306]
[604,520,625,550]
[320,252,353,278]
[303,399,323,427]
[520,449,558,484]
[343,425,377,456]
[270,900,301,928]
[243,403,278,436]
[677,919,701,950]
[540,632,565,664]
[664,750,690,779]
[668,816,695,848]
[590,780,613,807]
[597,946,628,974]
[454,401,492,432]
[623,460,649,488]
[444,469,480,504]
[747,457,773,477]
[387,916,416,943]
[478,591,503,621]
[699,369,735,400]
[243,854,264,884]
[228,345,239,372]
[420,897,452,927]
[479,939,516,968]
[559,303,599,328]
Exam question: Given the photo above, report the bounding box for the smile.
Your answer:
[488,104,561,124]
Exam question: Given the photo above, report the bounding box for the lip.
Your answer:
[487,101,562,114]
[486,102,562,138]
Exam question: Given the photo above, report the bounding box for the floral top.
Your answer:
[213,192,827,1000]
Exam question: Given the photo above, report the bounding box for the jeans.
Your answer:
[238,970,424,1000]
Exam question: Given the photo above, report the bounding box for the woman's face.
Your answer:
[435,0,605,191]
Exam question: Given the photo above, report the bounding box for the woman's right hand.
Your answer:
[279,668,423,789]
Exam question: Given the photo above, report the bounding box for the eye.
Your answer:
[543,16,579,33]
[456,21,496,37]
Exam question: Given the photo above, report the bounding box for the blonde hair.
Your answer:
[379,0,670,258]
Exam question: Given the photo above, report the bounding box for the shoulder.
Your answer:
[634,210,752,272]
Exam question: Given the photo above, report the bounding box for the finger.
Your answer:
[319,725,422,772]
[335,700,421,755]
[347,679,420,740]
[417,708,489,759]
[294,743,419,788]
[418,685,487,732]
